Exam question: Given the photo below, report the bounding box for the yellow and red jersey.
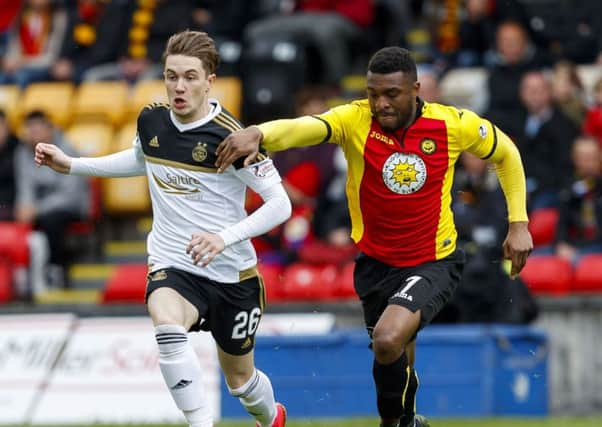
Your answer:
[258,98,527,267]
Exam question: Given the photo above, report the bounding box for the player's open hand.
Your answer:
[215,126,263,173]
[186,232,225,267]
[34,143,72,174]
[502,221,533,279]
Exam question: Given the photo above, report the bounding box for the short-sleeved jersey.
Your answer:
[135,100,281,282]
[317,98,500,267]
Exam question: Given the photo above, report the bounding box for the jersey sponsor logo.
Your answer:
[251,161,275,178]
[369,130,395,145]
[479,123,488,138]
[152,172,201,195]
[382,152,427,194]
[420,138,436,154]
[192,142,208,162]
[149,270,167,281]
[149,136,160,147]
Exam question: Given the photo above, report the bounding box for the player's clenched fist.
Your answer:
[34,143,72,174]
[186,232,225,267]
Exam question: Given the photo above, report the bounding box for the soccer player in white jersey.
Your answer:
[35,30,290,427]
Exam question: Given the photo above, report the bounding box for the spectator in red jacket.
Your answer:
[583,77,602,145]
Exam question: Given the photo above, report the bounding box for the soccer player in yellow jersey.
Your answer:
[216,47,533,427]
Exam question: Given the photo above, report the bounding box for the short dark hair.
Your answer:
[368,47,417,82]
[24,110,51,124]
[162,30,220,75]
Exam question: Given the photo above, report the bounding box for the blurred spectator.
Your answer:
[51,0,130,83]
[551,60,587,129]
[517,71,578,210]
[0,0,22,56]
[485,20,544,133]
[583,76,602,145]
[456,0,496,67]
[417,67,441,103]
[555,136,602,264]
[84,0,194,83]
[191,0,259,43]
[244,0,374,84]
[0,0,67,87]
[0,110,18,221]
[14,110,89,287]
[253,85,338,264]
[436,152,538,324]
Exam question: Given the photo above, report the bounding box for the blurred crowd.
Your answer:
[1,0,602,323]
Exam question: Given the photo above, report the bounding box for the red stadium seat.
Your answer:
[0,222,31,266]
[102,263,148,304]
[528,208,559,247]
[258,263,285,302]
[574,254,602,292]
[334,261,357,299]
[519,255,573,295]
[281,262,338,301]
[0,260,13,303]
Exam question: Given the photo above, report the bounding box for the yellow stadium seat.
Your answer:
[65,122,114,157]
[127,80,168,120]
[0,85,20,130]
[72,81,129,127]
[102,122,151,216]
[20,82,75,129]
[211,77,242,118]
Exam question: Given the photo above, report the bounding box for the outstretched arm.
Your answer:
[216,116,329,172]
[486,129,533,278]
[35,143,146,177]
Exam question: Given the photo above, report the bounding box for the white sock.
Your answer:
[229,369,276,426]
[155,324,212,427]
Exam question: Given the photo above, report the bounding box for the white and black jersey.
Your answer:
[134,100,281,283]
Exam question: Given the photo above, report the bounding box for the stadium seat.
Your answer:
[65,122,114,157]
[519,255,573,295]
[0,85,20,129]
[211,77,242,118]
[102,263,148,304]
[334,261,356,299]
[0,222,31,266]
[0,259,12,303]
[528,208,559,247]
[19,82,75,129]
[439,67,487,110]
[102,122,151,216]
[280,262,338,301]
[573,254,602,292]
[72,81,129,127]
[258,262,285,302]
[67,177,102,238]
[127,80,168,120]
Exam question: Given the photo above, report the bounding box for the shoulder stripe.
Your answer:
[144,102,170,111]
[145,155,218,173]
[311,115,332,143]
[213,115,241,132]
[216,112,242,130]
[481,121,497,160]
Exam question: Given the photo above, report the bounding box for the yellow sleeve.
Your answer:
[256,102,363,151]
[459,109,529,223]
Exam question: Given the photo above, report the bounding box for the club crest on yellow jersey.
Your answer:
[420,138,436,154]
[382,152,427,194]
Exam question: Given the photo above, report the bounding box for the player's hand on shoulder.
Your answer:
[186,232,225,267]
[34,143,72,174]
[215,126,263,173]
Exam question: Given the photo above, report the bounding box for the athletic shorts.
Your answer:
[145,267,265,356]
[354,249,465,338]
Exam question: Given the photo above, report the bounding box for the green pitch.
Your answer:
[17,418,602,427]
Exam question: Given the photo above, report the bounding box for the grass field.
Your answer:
[13,418,602,427]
